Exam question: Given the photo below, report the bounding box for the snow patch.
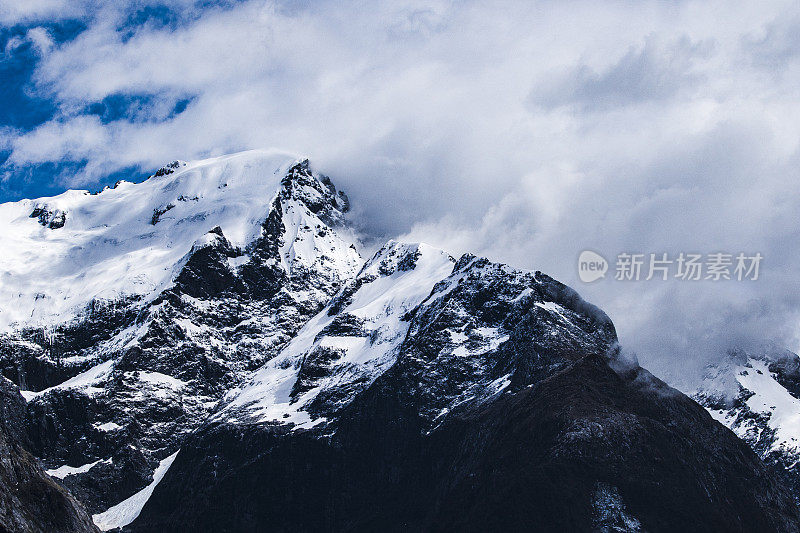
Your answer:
[27,359,115,399]
[138,371,187,390]
[92,451,179,531]
[46,458,107,479]
[19,390,36,401]
[450,327,509,358]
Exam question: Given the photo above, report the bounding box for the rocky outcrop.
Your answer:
[0,378,98,533]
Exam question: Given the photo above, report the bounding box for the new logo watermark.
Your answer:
[578,251,762,282]
[578,250,608,282]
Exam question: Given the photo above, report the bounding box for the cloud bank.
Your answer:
[1,0,799,389]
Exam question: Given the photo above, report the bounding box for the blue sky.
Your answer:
[0,0,799,384]
[1,19,80,199]
[0,2,214,200]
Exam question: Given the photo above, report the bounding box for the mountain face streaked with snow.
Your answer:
[693,348,800,496]
[0,151,361,529]
[1,151,799,532]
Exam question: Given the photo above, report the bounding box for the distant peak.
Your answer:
[280,158,317,189]
[151,160,187,178]
[362,240,454,278]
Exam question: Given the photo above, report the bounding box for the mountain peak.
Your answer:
[0,150,365,528]
[278,157,351,218]
[130,237,800,533]
[0,150,357,332]
[694,346,800,494]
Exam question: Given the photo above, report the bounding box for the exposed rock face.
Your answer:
[29,205,67,229]
[0,378,98,533]
[131,246,800,532]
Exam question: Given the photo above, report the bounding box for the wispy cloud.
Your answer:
[529,36,712,111]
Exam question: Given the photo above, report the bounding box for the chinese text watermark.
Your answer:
[578,251,762,283]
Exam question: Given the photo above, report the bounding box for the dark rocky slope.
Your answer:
[130,254,800,532]
[0,378,98,533]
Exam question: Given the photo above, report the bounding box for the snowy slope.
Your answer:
[215,249,619,436]
[694,350,800,490]
[92,452,178,531]
[0,149,331,331]
[217,241,456,427]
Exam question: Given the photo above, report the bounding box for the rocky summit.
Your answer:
[0,150,798,532]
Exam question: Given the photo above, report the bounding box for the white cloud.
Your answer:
[0,0,77,25]
[3,0,800,388]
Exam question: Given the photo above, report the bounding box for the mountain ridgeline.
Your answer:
[0,150,798,532]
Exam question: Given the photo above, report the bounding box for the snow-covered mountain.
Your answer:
[1,150,799,532]
[215,241,457,429]
[0,150,342,330]
[209,241,621,441]
[0,151,362,529]
[693,348,800,494]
